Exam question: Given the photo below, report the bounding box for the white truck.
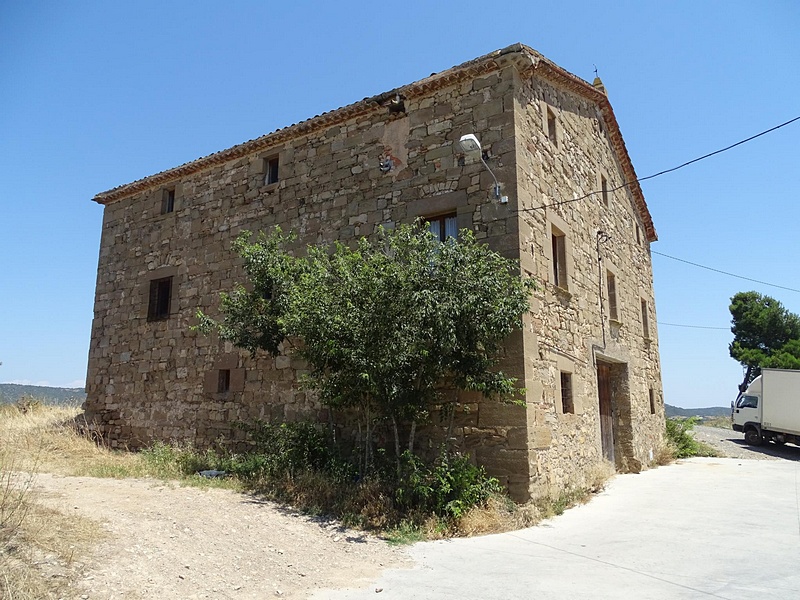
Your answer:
[732,368,800,446]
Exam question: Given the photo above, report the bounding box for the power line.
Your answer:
[651,250,800,294]
[516,116,800,213]
[638,116,800,183]
[658,322,729,331]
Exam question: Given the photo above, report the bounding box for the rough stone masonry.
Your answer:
[84,43,664,501]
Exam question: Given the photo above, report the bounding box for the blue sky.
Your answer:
[1,1,797,408]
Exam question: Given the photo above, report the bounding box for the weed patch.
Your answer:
[1,405,99,599]
[1,404,613,554]
[664,417,719,459]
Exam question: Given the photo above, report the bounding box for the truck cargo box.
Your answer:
[761,368,800,436]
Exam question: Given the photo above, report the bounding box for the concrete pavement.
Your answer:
[314,458,800,599]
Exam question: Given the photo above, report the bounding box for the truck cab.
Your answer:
[732,382,762,445]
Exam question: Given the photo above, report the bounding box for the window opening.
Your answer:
[560,372,574,414]
[636,224,641,245]
[217,369,231,393]
[641,299,650,338]
[265,156,279,185]
[547,108,557,146]
[649,388,656,414]
[607,271,618,321]
[161,188,175,214]
[551,228,567,289]
[427,213,458,242]
[601,175,609,207]
[147,277,172,321]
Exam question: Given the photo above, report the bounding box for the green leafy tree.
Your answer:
[198,223,535,474]
[729,291,800,392]
[762,339,800,371]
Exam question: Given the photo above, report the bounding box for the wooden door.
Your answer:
[597,363,615,463]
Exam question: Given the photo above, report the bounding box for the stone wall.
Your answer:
[85,46,664,502]
[512,68,664,498]
[85,62,536,493]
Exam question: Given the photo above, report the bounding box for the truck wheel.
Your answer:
[744,428,763,446]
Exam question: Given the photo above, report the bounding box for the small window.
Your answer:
[649,388,656,414]
[217,369,231,393]
[551,228,567,289]
[635,224,641,245]
[641,299,650,339]
[547,108,557,146]
[147,277,172,321]
[427,213,458,242]
[265,156,280,185]
[737,395,758,409]
[560,372,574,414]
[161,188,175,214]
[607,271,618,321]
[600,175,609,207]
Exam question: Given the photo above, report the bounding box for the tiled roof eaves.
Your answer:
[92,53,506,206]
[517,50,656,242]
[92,43,657,243]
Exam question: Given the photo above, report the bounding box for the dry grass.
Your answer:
[1,490,99,599]
[1,401,621,579]
[0,401,244,597]
[455,495,539,536]
[453,460,616,537]
[0,403,143,478]
[654,440,677,465]
[1,404,102,599]
[699,416,732,430]
[0,403,236,483]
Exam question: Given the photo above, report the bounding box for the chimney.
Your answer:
[593,77,607,95]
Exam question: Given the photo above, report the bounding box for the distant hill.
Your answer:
[0,383,86,406]
[665,404,730,418]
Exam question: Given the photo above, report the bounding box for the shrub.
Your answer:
[228,421,354,482]
[665,417,717,458]
[394,449,502,521]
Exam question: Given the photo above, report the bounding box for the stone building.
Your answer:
[85,43,663,501]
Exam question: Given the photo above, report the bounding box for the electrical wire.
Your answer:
[513,118,800,327]
[638,116,800,183]
[657,322,729,331]
[516,116,800,213]
[652,250,800,294]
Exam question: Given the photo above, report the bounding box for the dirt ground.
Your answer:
[32,474,409,599]
[30,424,796,599]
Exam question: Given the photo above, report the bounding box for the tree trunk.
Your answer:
[738,365,754,394]
[364,402,372,474]
[391,415,401,479]
[445,401,456,449]
[327,407,336,445]
[407,420,416,455]
[356,420,363,478]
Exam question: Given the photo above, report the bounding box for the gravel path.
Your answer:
[692,424,800,461]
[33,474,409,599]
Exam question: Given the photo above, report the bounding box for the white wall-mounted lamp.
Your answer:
[458,133,507,203]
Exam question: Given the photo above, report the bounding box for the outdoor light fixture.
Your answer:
[458,133,482,154]
[458,133,506,203]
